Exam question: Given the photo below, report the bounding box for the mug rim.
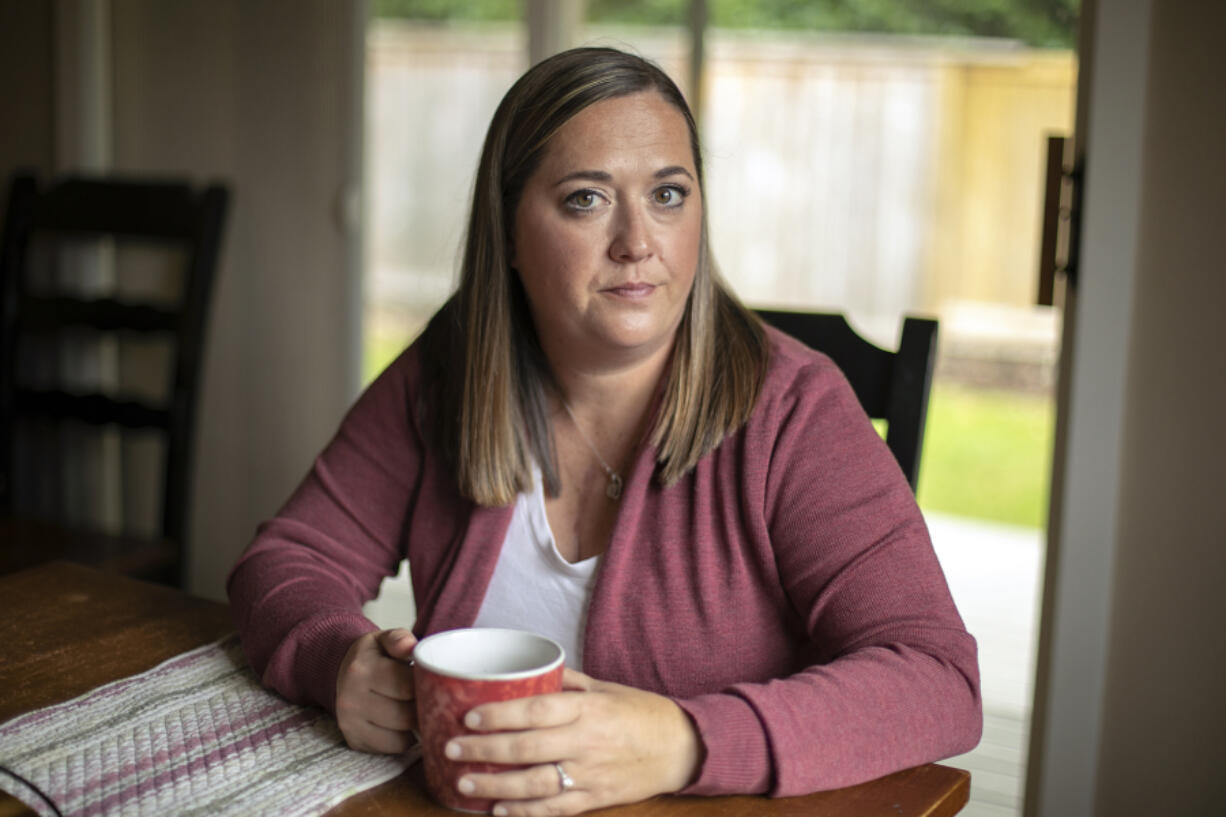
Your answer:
[413,627,565,681]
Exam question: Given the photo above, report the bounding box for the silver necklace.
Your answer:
[560,399,623,500]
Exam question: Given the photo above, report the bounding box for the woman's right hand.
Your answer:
[335,628,418,754]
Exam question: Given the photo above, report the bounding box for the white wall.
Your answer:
[109,1,366,599]
[1093,2,1226,812]
[1029,2,1226,814]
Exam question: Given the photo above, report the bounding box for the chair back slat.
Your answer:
[15,389,172,429]
[22,296,180,333]
[32,178,207,239]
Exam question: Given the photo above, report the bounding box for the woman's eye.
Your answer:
[653,185,687,207]
[565,190,600,210]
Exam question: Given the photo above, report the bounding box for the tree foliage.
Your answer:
[712,0,1078,46]
[375,0,518,22]
[374,0,1079,48]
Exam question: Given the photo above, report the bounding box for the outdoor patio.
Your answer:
[929,513,1043,817]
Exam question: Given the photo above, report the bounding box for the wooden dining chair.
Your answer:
[754,309,939,491]
[0,173,229,586]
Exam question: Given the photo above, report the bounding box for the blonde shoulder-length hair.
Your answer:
[419,46,768,507]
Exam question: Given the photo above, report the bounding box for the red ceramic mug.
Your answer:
[413,628,566,813]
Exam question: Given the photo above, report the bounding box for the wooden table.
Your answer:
[0,562,969,817]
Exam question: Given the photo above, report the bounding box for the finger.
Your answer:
[492,791,590,817]
[458,762,578,803]
[465,691,580,732]
[368,657,416,700]
[376,628,417,660]
[561,668,594,691]
[364,691,418,731]
[447,724,570,766]
[346,721,416,755]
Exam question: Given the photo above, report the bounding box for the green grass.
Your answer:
[916,382,1055,529]
[363,327,414,386]
[364,333,1053,529]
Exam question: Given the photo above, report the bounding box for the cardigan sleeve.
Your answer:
[226,345,426,712]
[676,353,982,797]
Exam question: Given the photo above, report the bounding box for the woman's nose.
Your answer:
[608,203,653,263]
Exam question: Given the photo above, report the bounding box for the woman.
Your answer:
[229,47,981,817]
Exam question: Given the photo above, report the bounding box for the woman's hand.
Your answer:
[445,668,701,817]
[335,628,418,754]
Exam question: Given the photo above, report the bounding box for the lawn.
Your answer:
[916,381,1055,529]
[365,334,1054,530]
[363,326,413,386]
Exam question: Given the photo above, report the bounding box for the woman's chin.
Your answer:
[604,332,678,363]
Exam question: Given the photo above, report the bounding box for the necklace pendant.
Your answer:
[606,473,623,500]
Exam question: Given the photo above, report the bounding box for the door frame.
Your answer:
[1025,1,1154,813]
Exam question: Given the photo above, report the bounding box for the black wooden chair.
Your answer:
[0,173,229,586]
[754,309,939,491]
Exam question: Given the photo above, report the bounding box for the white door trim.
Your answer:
[1025,1,1154,814]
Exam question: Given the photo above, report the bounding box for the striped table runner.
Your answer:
[0,636,412,817]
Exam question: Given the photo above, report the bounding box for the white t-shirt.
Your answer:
[471,465,600,669]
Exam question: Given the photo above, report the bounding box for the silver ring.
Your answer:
[554,762,575,793]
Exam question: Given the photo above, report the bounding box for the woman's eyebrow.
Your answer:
[553,166,695,186]
[553,170,612,187]
[655,165,695,181]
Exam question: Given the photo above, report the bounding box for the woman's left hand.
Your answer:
[444,668,701,817]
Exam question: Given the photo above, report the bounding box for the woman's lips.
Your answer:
[603,282,657,297]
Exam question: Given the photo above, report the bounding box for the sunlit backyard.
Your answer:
[918,382,1054,529]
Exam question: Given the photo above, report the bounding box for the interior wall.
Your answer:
[1094,3,1226,812]
[109,0,365,598]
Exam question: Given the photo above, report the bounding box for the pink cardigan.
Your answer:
[227,327,981,797]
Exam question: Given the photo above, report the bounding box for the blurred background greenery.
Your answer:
[374,0,1078,47]
[917,383,1053,528]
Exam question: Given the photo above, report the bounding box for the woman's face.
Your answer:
[511,91,702,367]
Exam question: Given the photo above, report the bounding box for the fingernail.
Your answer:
[492,807,508,817]
[458,777,475,794]
[464,711,481,728]
[445,741,462,759]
